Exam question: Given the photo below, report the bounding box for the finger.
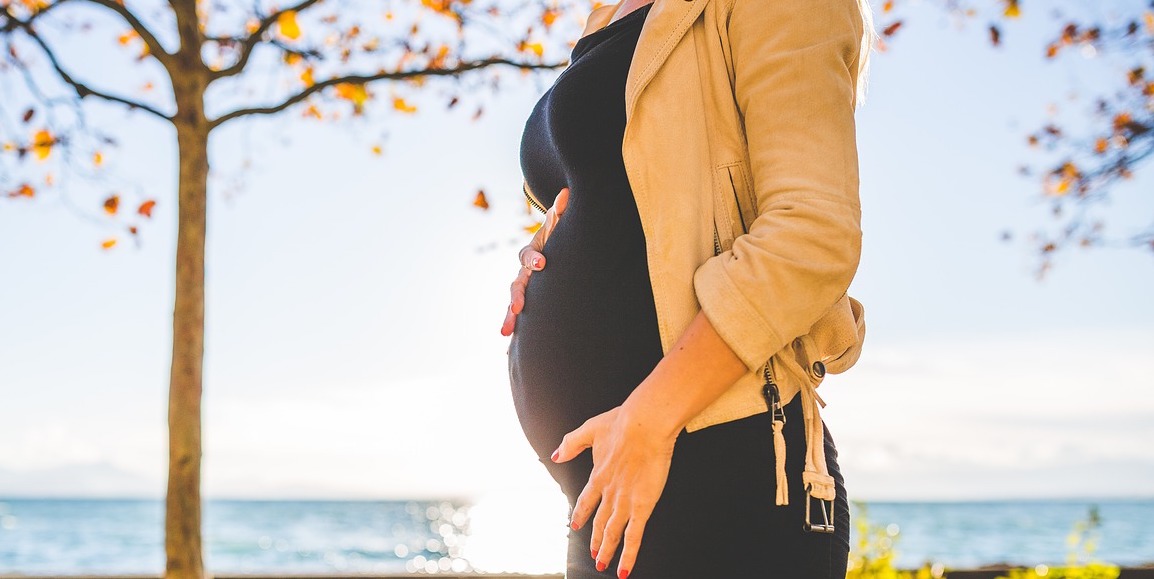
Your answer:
[500,302,516,336]
[552,418,595,463]
[588,490,614,560]
[570,473,602,531]
[616,505,653,579]
[555,187,570,216]
[509,266,532,315]
[595,500,629,573]
[518,246,545,271]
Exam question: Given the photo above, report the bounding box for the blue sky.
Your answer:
[1,0,1152,507]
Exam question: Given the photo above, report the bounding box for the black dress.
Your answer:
[507,3,851,577]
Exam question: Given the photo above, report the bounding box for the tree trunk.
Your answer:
[166,116,209,579]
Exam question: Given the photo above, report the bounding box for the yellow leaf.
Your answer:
[393,96,417,113]
[2,142,14,152]
[371,145,383,155]
[94,151,104,166]
[284,52,303,66]
[31,129,53,161]
[118,30,137,45]
[300,66,315,87]
[520,41,544,57]
[1094,138,1108,154]
[102,238,118,249]
[303,104,323,119]
[1002,0,1020,18]
[882,0,893,13]
[245,18,260,33]
[103,194,120,215]
[473,189,489,209]
[277,10,301,40]
[1145,11,1154,35]
[336,82,369,113]
[524,222,542,234]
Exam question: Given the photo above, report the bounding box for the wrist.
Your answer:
[621,384,686,443]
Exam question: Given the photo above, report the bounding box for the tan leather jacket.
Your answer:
[520,0,868,508]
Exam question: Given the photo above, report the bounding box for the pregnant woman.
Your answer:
[502,0,875,577]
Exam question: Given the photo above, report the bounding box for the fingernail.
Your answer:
[591,548,598,559]
[596,560,607,572]
[550,449,560,462]
[619,570,630,579]
[532,257,541,269]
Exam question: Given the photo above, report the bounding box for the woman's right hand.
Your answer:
[500,187,570,337]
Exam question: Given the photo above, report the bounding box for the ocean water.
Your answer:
[0,497,1151,574]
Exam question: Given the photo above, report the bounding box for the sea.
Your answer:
[0,497,1151,575]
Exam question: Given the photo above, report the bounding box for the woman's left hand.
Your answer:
[551,404,679,579]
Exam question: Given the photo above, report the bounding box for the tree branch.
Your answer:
[3,6,172,121]
[211,0,323,81]
[81,0,173,67]
[208,57,565,129]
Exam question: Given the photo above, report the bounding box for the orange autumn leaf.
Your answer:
[277,10,302,40]
[524,221,542,234]
[138,199,156,217]
[93,151,104,166]
[473,189,489,209]
[393,96,417,113]
[303,104,323,119]
[300,66,315,87]
[542,9,557,28]
[118,30,137,45]
[1094,137,1109,154]
[882,0,893,13]
[245,17,260,33]
[882,20,902,37]
[103,194,120,215]
[102,238,118,249]
[31,129,54,161]
[9,183,35,198]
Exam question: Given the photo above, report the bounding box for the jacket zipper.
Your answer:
[713,227,722,256]
[523,182,548,215]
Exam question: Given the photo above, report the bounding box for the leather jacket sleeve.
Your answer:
[692,0,865,374]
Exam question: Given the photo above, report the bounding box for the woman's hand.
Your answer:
[551,403,679,579]
[500,187,570,336]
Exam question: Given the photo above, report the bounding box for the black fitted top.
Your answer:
[507,2,664,461]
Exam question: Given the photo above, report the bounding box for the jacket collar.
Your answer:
[586,0,712,121]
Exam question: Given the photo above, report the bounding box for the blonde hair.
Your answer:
[852,0,879,110]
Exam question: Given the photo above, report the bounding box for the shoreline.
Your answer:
[3,569,1154,579]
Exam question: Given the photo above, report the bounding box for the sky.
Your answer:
[1,0,1152,510]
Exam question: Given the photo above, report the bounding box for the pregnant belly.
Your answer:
[506,204,664,460]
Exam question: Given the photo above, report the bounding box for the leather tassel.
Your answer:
[773,418,789,506]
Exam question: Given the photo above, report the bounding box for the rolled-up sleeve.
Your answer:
[692,0,865,374]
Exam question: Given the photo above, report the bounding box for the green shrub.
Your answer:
[995,505,1119,579]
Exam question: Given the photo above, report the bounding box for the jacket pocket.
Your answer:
[712,161,755,253]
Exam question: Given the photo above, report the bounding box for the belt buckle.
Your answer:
[803,483,835,534]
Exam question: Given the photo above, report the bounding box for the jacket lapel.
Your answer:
[625,0,711,120]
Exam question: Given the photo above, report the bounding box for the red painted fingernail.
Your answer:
[570,520,579,530]
[551,449,560,462]
[596,560,607,572]
[619,570,630,579]
[591,548,598,559]
[532,257,541,268]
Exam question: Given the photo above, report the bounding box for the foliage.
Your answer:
[878,0,1154,271]
[994,506,1121,579]
[847,501,942,579]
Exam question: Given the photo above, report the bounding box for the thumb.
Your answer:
[551,419,594,463]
